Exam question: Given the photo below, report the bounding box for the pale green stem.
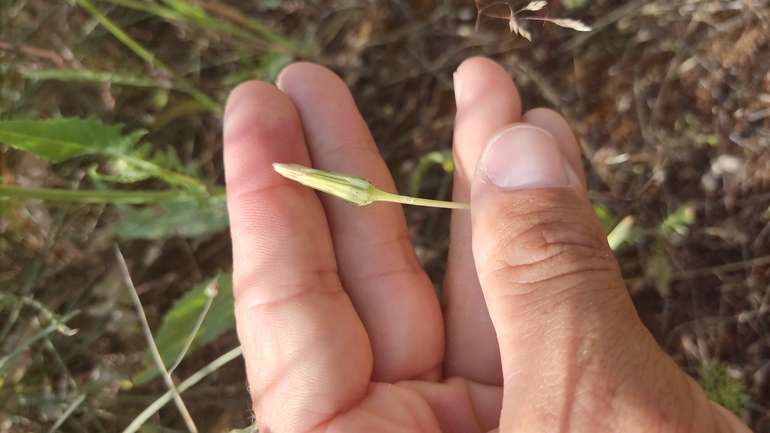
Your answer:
[114,246,198,433]
[0,311,79,371]
[122,346,243,433]
[47,394,86,433]
[0,293,77,336]
[371,190,470,210]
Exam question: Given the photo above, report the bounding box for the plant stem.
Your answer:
[0,185,195,203]
[114,246,198,433]
[122,346,243,433]
[373,190,470,210]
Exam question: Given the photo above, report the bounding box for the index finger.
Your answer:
[223,81,372,431]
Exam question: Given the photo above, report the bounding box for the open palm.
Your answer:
[223,58,748,433]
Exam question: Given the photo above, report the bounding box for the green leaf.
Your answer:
[0,118,146,163]
[133,272,235,386]
[115,195,229,239]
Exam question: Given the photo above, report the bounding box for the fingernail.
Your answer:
[453,72,462,107]
[481,125,570,190]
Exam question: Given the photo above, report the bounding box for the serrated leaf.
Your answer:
[522,1,547,12]
[115,195,229,239]
[0,118,146,163]
[133,272,235,386]
[548,18,591,31]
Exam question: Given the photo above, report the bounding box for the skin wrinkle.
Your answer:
[322,384,442,433]
[234,264,341,308]
[488,215,607,265]
[481,255,619,304]
[343,263,425,291]
[229,180,307,200]
[476,209,607,272]
[444,378,484,433]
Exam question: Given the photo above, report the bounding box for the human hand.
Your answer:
[223,57,750,432]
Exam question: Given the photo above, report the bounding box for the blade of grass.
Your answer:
[72,0,221,115]
[102,0,293,53]
[0,293,78,336]
[167,278,218,375]
[0,311,79,371]
[0,185,201,203]
[46,394,86,433]
[182,0,310,55]
[21,68,169,87]
[114,245,198,433]
[122,346,243,433]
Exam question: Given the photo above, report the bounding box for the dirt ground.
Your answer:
[1,0,770,431]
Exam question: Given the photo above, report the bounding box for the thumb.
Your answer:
[470,124,724,431]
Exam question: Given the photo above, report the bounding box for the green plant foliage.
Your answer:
[699,359,750,418]
[0,118,145,163]
[115,196,229,239]
[161,0,208,20]
[22,68,166,88]
[606,215,635,251]
[661,204,695,238]
[593,204,615,231]
[133,272,235,385]
[408,150,454,197]
[646,243,673,297]
[562,0,588,9]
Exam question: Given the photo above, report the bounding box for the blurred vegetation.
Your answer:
[1,0,769,431]
[700,358,751,419]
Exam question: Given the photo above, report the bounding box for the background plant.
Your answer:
[2,0,769,431]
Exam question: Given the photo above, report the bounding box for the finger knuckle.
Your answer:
[481,201,619,301]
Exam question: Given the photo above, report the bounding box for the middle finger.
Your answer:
[277,63,444,382]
